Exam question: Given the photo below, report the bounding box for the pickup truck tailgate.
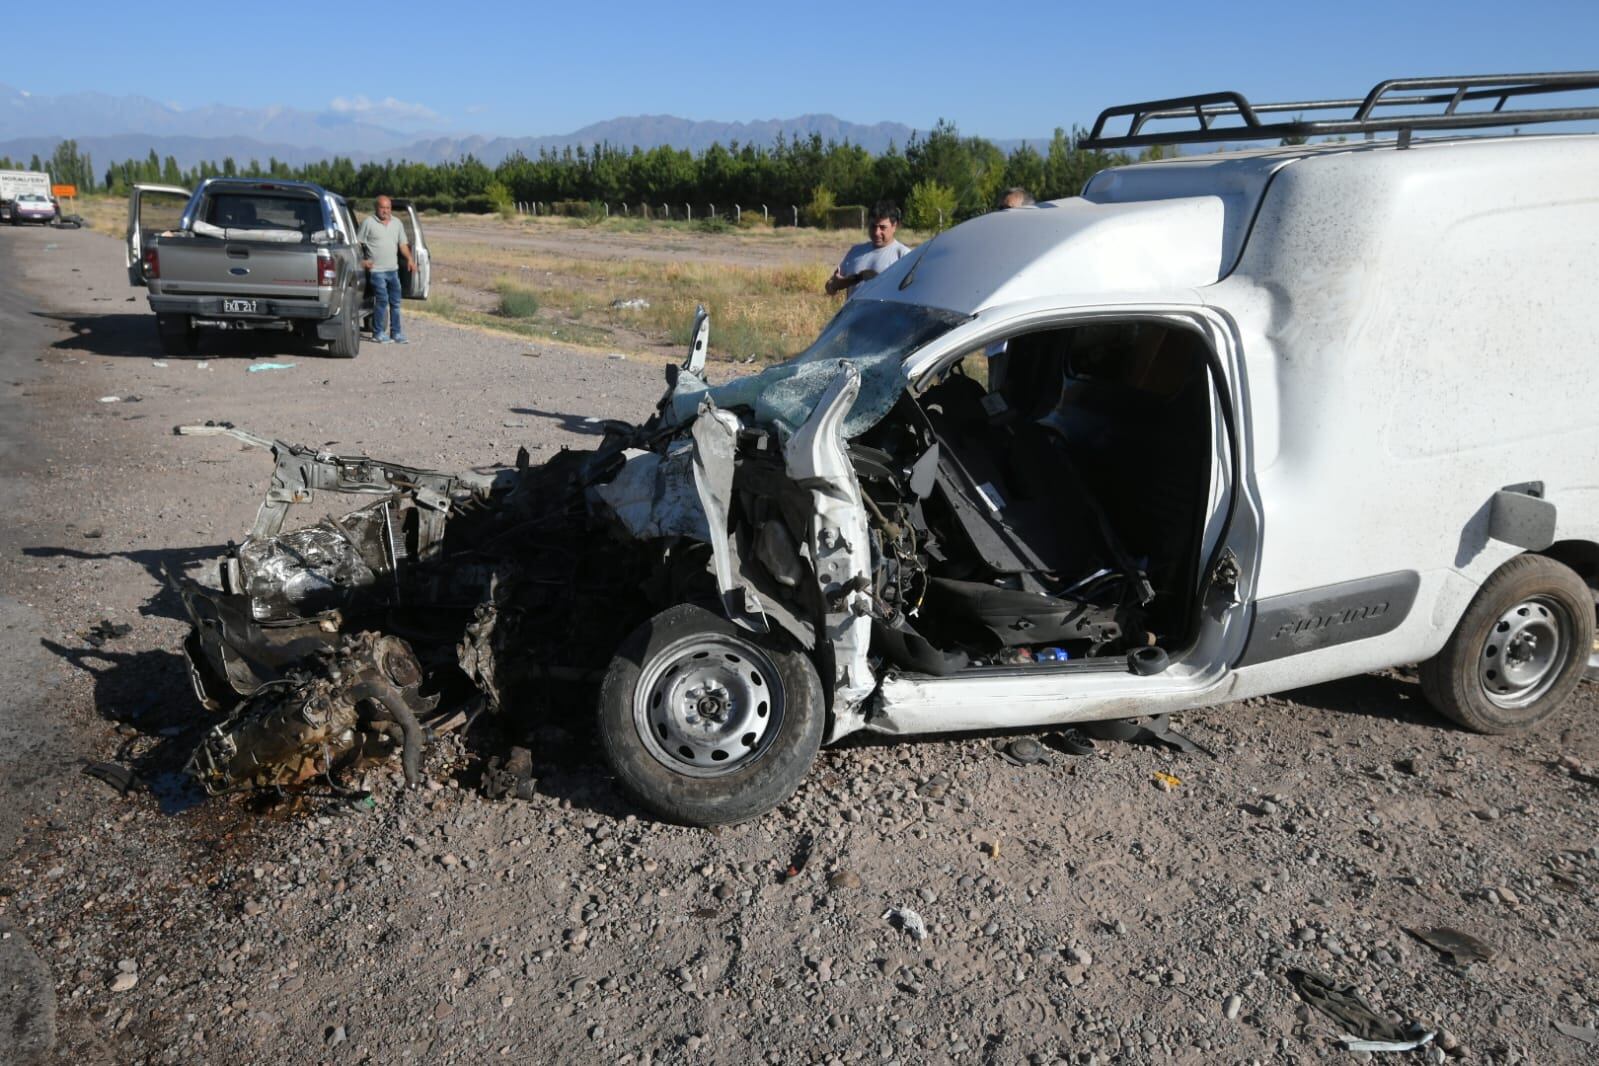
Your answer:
[152,236,324,302]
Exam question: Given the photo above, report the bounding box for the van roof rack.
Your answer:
[1081,72,1599,151]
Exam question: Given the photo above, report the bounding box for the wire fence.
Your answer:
[508,201,883,228]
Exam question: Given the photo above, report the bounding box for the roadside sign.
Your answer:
[53,184,77,198]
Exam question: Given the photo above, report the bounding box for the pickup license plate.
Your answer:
[222,298,258,314]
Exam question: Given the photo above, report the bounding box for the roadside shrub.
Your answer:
[805,185,837,228]
[458,194,495,214]
[694,217,732,234]
[485,180,514,219]
[495,279,540,318]
[905,180,958,231]
[425,291,459,317]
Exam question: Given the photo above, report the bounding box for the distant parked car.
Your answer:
[10,193,57,225]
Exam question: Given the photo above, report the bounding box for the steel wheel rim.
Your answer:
[634,633,784,778]
[1478,595,1571,709]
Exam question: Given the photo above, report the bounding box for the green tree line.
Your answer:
[9,121,1166,223]
[0,139,101,193]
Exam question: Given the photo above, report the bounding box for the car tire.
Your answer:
[597,603,824,826]
[1419,554,1594,733]
[326,303,360,359]
[155,313,198,356]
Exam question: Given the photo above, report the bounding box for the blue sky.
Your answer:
[16,0,1599,139]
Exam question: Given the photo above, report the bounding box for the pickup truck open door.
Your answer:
[392,199,431,300]
[126,184,192,286]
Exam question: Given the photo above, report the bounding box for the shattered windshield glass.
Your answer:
[679,300,967,439]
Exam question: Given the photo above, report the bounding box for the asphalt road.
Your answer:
[0,226,69,1066]
[0,221,670,1064]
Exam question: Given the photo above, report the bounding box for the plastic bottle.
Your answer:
[1035,646,1071,663]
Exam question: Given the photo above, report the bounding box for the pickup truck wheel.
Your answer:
[598,604,824,826]
[155,313,198,356]
[1420,554,1593,733]
[326,304,360,359]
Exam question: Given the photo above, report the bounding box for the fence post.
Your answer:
[622,203,629,216]
[734,204,740,223]
[709,203,715,220]
[858,205,865,229]
[937,209,944,229]
[685,203,692,221]
[762,203,768,220]
[604,202,610,217]
[792,205,799,226]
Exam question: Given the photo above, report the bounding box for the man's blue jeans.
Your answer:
[371,270,403,339]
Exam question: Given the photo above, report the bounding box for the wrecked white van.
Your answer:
[177,74,1599,825]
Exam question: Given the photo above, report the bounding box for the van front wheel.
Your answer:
[1420,555,1593,733]
[598,604,824,826]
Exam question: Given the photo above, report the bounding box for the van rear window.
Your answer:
[202,193,323,236]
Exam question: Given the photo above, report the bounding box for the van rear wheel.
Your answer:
[1420,554,1593,733]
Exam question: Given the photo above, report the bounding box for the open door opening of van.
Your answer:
[850,320,1220,674]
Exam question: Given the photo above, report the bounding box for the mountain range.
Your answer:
[0,85,1014,170]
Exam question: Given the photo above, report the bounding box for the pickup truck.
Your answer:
[125,178,432,358]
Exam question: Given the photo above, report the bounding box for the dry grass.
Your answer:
[75,195,129,238]
[486,212,933,253]
[426,237,840,362]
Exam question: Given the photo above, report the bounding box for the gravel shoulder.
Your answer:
[0,225,1595,1066]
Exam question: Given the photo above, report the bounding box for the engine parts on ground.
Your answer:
[185,632,444,794]
[481,746,535,800]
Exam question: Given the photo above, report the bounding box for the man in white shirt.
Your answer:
[825,201,910,299]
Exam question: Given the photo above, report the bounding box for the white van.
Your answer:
[179,74,1599,825]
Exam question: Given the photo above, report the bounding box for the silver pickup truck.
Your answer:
[126,178,432,358]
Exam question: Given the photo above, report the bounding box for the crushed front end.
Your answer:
[172,421,663,794]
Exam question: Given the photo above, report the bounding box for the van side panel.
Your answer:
[1209,137,1599,677]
